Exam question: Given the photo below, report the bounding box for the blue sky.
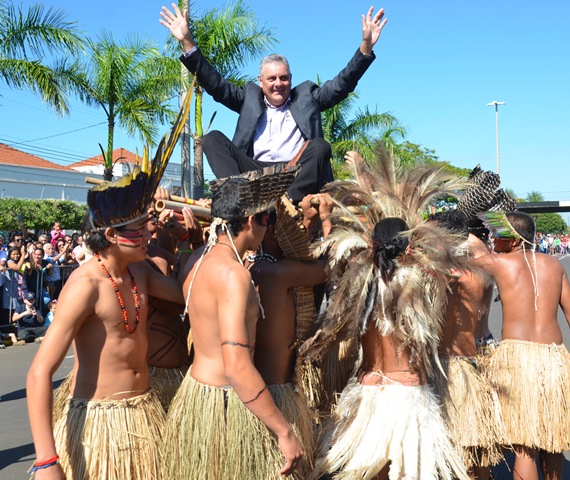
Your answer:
[1,0,569,209]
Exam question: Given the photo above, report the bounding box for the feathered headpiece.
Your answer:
[457,165,517,235]
[87,88,193,228]
[210,164,299,220]
[300,148,471,377]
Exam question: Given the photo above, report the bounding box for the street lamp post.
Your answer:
[487,101,506,175]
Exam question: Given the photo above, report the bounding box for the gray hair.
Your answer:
[258,54,290,78]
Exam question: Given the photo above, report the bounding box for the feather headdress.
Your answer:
[87,87,193,228]
[300,148,470,377]
[457,165,517,234]
[210,164,300,220]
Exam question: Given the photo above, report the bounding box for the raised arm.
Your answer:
[218,266,303,475]
[160,3,195,51]
[360,6,388,55]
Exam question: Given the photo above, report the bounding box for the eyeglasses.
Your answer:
[13,238,22,242]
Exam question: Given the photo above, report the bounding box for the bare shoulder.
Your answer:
[536,251,565,271]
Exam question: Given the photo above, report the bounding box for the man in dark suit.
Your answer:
[161,3,387,203]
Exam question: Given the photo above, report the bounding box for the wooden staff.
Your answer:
[155,199,211,220]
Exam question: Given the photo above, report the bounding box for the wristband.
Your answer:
[27,454,59,474]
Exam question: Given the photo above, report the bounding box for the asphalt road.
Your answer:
[1,256,570,479]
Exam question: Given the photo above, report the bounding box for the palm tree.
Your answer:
[79,32,182,180]
[170,0,276,198]
[525,190,545,203]
[0,0,85,115]
[320,87,407,180]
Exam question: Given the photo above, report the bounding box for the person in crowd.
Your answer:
[1,245,27,325]
[49,221,66,248]
[12,291,47,343]
[26,246,52,315]
[71,235,88,265]
[160,3,387,203]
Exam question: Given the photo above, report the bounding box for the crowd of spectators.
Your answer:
[0,220,87,348]
[535,232,570,255]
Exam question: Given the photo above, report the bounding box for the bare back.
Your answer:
[441,268,494,357]
[249,260,297,384]
[183,247,261,386]
[478,249,570,344]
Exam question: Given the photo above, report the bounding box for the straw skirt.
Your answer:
[162,375,312,480]
[53,389,165,480]
[431,356,506,467]
[487,339,570,452]
[148,364,188,412]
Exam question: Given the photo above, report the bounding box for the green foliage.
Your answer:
[0,198,87,233]
[0,0,85,115]
[535,212,567,234]
[525,190,545,203]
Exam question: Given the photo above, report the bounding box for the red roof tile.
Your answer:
[0,143,70,170]
[69,148,140,168]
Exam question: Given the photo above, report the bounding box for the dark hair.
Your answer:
[506,211,535,244]
[211,178,250,236]
[8,246,21,257]
[82,212,111,253]
[430,209,469,237]
[372,217,410,284]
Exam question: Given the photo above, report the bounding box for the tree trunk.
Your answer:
[180,55,192,198]
[192,87,205,199]
[192,133,204,199]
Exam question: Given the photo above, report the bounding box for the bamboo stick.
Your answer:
[155,199,211,220]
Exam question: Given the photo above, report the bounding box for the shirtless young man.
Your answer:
[246,192,333,476]
[26,208,184,479]
[432,210,505,479]
[476,211,570,480]
[162,172,304,479]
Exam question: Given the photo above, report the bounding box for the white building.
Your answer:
[0,144,184,204]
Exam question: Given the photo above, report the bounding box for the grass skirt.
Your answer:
[163,375,301,480]
[431,356,506,467]
[268,383,316,476]
[53,389,165,480]
[148,364,188,412]
[52,372,73,425]
[487,339,570,452]
[311,378,470,480]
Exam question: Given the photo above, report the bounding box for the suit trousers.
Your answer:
[203,130,333,204]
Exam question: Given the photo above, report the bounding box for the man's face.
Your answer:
[258,62,292,107]
[13,236,22,245]
[32,249,43,264]
[114,217,152,261]
[44,244,54,256]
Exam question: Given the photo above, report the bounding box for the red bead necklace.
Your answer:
[95,253,140,334]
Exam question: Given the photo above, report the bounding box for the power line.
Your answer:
[7,122,107,146]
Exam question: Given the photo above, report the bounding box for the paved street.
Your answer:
[1,256,570,479]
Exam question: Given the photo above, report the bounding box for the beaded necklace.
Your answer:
[95,253,140,334]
